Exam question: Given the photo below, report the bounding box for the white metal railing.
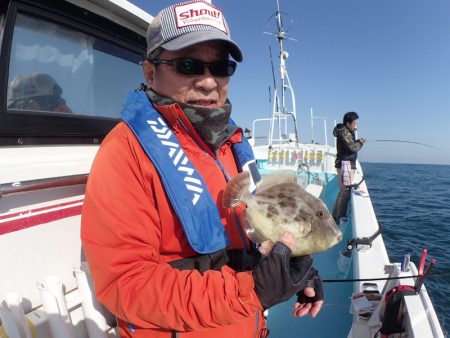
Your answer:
[310,107,330,147]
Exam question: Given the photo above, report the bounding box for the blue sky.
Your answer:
[131,0,450,165]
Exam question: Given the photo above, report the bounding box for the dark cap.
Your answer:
[9,73,62,101]
[146,0,243,62]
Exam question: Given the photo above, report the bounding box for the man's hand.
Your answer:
[293,270,324,318]
[258,236,282,256]
[252,231,313,310]
[256,232,324,316]
[293,289,324,318]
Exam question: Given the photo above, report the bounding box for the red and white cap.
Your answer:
[146,0,243,62]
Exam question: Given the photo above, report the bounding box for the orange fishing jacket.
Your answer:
[81,101,265,338]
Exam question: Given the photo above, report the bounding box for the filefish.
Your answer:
[223,170,342,256]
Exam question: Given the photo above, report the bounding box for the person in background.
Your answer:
[7,73,72,113]
[332,111,366,223]
[81,1,324,337]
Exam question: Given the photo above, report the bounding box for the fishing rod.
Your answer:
[367,139,442,152]
[323,269,450,283]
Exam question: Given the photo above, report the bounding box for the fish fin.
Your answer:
[240,210,267,244]
[222,171,251,208]
[256,170,298,193]
[298,221,313,237]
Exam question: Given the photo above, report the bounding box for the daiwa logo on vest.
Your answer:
[147,117,204,206]
[175,2,227,34]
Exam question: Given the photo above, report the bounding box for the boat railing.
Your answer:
[0,174,88,199]
[251,116,296,148]
[346,162,445,337]
[310,108,333,147]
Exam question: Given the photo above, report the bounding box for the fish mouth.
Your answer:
[334,228,343,243]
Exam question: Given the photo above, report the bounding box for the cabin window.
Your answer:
[6,12,143,118]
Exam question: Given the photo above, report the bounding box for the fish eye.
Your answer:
[317,210,325,217]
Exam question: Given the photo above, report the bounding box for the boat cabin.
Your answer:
[0,0,151,336]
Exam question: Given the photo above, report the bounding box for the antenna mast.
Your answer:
[264,0,298,146]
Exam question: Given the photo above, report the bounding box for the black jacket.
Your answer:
[333,123,363,169]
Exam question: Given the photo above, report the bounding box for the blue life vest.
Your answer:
[121,91,259,254]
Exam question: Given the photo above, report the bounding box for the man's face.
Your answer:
[143,41,231,108]
[346,119,358,131]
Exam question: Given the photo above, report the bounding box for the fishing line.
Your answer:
[368,139,442,152]
[323,270,450,283]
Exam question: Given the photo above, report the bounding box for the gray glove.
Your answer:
[252,241,313,309]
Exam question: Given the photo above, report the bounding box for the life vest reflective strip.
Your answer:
[121,91,257,254]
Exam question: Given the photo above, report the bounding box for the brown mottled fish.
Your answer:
[223,170,342,256]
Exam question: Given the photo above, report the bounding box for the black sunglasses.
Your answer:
[150,57,237,77]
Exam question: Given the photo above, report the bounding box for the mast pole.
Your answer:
[264,0,298,144]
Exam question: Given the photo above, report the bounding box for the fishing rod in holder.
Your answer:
[264,0,299,146]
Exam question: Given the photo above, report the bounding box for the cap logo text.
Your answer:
[174,2,227,34]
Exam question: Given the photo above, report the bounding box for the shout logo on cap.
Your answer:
[174,2,227,34]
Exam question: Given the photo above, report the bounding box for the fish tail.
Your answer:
[222,171,251,207]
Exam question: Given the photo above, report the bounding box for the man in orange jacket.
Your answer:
[81,1,323,337]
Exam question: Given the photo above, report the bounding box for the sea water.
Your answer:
[363,162,450,336]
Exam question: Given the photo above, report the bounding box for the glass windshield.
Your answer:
[7,13,143,118]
